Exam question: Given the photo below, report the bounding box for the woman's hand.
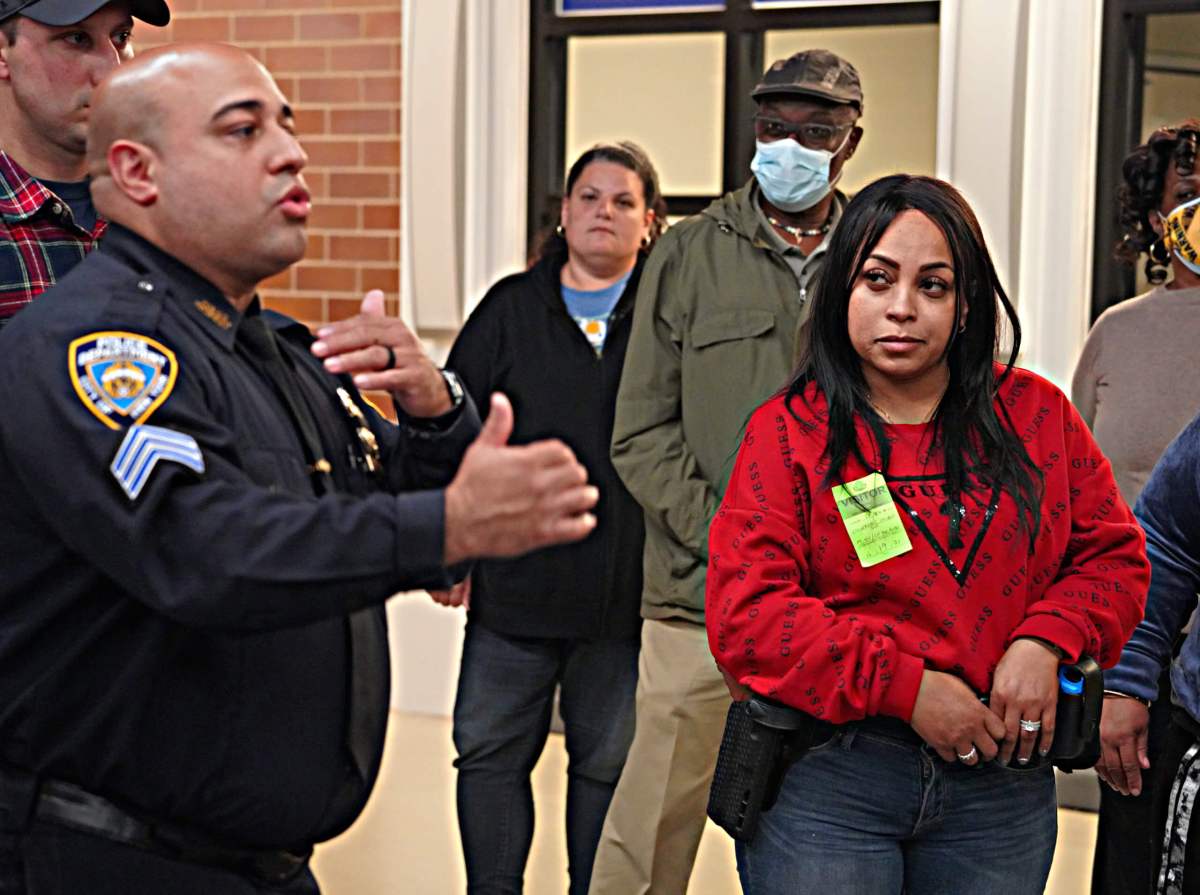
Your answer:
[718,665,752,702]
[910,670,1007,765]
[989,638,1061,765]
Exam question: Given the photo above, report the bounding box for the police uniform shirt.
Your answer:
[0,224,478,849]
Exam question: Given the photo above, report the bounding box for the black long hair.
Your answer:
[1114,119,1200,284]
[789,174,1043,547]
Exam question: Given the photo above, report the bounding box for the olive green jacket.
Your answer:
[611,180,842,624]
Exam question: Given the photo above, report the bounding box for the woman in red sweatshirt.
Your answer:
[706,174,1148,894]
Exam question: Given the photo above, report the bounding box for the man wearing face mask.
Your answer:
[591,49,863,895]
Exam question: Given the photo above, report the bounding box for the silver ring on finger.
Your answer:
[1019,718,1042,733]
[957,747,978,763]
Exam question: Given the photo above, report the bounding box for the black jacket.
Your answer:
[0,225,478,850]
[447,242,645,640]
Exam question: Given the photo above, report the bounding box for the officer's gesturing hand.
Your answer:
[443,394,598,565]
[311,289,452,418]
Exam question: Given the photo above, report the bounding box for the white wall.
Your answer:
[938,0,1102,388]
[393,0,531,716]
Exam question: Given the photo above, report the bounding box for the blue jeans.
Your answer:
[738,723,1057,895]
[452,623,638,895]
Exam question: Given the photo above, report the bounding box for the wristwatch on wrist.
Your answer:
[403,369,465,436]
[441,369,465,412]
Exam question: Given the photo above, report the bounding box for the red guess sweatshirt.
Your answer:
[706,367,1148,724]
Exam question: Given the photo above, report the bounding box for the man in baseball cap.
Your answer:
[0,0,167,26]
[752,47,863,106]
[590,48,864,894]
[0,0,169,327]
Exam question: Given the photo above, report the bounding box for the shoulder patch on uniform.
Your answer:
[110,424,204,501]
[69,331,179,430]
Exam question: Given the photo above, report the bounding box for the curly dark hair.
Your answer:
[1115,119,1200,284]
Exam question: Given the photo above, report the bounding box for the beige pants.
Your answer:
[588,618,730,895]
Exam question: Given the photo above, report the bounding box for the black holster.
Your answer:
[706,696,831,842]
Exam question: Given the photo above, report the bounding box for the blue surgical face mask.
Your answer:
[750,132,851,213]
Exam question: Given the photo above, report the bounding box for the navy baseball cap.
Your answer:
[0,0,170,26]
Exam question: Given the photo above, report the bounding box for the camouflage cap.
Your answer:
[752,49,863,113]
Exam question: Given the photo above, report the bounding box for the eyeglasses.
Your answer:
[753,116,851,151]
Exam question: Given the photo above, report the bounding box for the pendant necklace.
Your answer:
[767,213,831,240]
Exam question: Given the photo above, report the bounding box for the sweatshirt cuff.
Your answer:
[1102,652,1164,704]
[877,652,926,722]
[1009,615,1085,664]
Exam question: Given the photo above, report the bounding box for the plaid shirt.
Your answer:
[0,151,105,324]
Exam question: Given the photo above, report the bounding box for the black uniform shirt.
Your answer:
[0,225,477,849]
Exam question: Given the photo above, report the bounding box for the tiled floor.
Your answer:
[312,712,1099,894]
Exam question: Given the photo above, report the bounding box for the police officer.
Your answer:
[0,0,170,325]
[0,43,598,894]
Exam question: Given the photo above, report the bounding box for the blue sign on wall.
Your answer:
[558,0,724,15]
[752,0,923,7]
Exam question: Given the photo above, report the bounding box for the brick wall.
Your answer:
[136,1,403,329]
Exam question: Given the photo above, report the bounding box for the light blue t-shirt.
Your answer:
[561,271,632,356]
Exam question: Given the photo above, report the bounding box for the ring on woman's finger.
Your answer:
[1019,718,1042,733]
[382,345,397,370]
[957,747,978,763]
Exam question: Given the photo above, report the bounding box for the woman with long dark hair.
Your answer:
[706,174,1148,893]
[442,141,665,895]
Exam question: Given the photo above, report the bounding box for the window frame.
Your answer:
[1092,0,1200,322]
[527,0,939,249]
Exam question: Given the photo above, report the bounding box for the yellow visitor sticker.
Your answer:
[831,472,913,567]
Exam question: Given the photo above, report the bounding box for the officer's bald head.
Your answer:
[87,43,310,307]
[88,43,268,201]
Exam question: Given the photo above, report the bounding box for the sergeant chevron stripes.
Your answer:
[110,425,205,500]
